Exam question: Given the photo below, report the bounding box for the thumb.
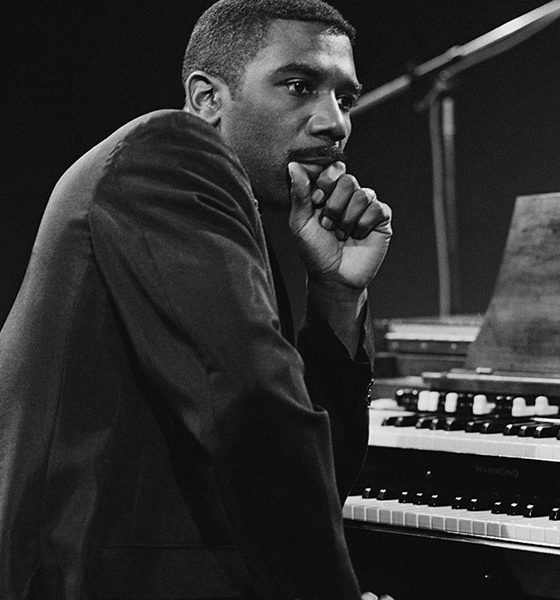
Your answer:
[288,162,313,210]
[288,162,318,233]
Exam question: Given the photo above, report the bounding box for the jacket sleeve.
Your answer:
[89,112,362,600]
[297,301,373,502]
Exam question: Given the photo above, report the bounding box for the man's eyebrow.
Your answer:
[274,62,362,96]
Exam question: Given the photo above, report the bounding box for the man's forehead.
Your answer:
[256,19,358,82]
[264,19,353,56]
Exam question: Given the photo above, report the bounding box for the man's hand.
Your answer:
[361,593,396,600]
[288,161,392,294]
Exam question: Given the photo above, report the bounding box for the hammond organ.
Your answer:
[344,193,560,599]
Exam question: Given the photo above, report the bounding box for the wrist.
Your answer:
[307,278,368,358]
[307,276,367,306]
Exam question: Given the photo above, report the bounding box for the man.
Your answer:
[0,1,392,598]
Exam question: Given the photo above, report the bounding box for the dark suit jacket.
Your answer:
[0,110,372,600]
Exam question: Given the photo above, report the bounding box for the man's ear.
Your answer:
[184,71,231,127]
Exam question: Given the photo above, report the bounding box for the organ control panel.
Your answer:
[343,193,560,600]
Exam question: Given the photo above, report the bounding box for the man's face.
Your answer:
[219,19,360,210]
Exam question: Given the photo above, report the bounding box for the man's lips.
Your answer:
[295,156,337,167]
[287,145,346,167]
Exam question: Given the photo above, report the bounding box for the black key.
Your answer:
[524,500,559,518]
[413,491,430,505]
[494,395,513,417]
[456,393,475,416]
[535,423,560,438]
[382,415,399,426]
[468,495,494,511]
[479,417,537,434]
[503,421,538,436]
[492,499,510,514]
[480,419,510,434]
[399,490,413,504]
[377,487,400,500]
[428,492,454,507]
[443,417,479,431]
[362,487,379,499]
[452,495,470,509]
[416,415,439,429]
[395,388,419,411]
[465,419,492,433]
[549,506,560,520]
[429,417,450,430]
[479,418,531,434]
[507,497,533,516]
[394,414,421,427]
[518,423,540,437]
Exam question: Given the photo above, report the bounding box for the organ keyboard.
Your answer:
[344,495,560,547]
[343,194,560,600]
[344,396,560,599]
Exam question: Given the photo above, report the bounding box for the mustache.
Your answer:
[287,145,347,164]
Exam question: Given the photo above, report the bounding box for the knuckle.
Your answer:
[316,162,346,191]
[321,203,340,220]
[338,174,359,191]
[363,187,378,201]
[352,188,370,207]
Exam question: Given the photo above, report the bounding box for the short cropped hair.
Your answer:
[182,0,355,95]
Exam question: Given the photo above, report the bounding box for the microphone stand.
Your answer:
[352,0,560,317]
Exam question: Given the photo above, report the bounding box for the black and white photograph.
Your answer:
[1,1,560,598]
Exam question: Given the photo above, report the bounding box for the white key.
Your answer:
[350,498,375,521]
[365,501,382,523]
[535,395,559,416]
[458,515,474,535]
[436,507,465,533]
[471,510,496,537]
[511,519,532,542]
[404,508,420,527]
[481,433,502,457]
[417,390,431,412]
[416,505,449,530]
[536,438,560,461]
[378,500,401,525]
[545,524,560,546]
[427,391,440,412]
[431,512,446,531]
[390,505,406,526]
[473,394,495,416]
[444,512,460,533]
[512,396,536,418]
[485,513,516,538]
[445,392,458,413]
[499,515,531,541]
[342,499,355,519]
[528,517,555,544]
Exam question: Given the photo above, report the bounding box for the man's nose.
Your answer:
[307,94,349,142]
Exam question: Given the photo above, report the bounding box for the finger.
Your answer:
[330,188,371,241]
[315,161,346,197]
[361,593,378,600]
[351,194,392,240]
[288,162,312,206]
[311,189,325,206]
[320,173,359,230]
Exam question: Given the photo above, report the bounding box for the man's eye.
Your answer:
[286,80,312,96]
[338,95,358,113]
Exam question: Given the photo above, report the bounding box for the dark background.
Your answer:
[3,0,560,326]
